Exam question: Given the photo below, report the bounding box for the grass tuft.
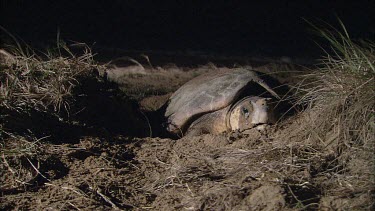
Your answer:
[294,21,375,209]
[0,40,101,114]
[299,21,374,146]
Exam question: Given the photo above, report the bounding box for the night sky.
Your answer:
[1,0,374,59]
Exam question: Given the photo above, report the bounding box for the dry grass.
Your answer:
[0,40,102,114]
[0,38,105,201]
[292,21,375,209]
[297,21,374,150]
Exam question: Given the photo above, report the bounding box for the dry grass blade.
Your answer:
[0,39,100,114]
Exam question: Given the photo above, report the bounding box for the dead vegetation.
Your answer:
[289,21,375,209]
[0,41,101,113]
[1,23,374,210]
[0,39,103,199]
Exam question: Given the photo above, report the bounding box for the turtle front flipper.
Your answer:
[186,107,229,136]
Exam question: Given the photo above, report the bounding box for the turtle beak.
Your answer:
[254,123,268,131]
[251,98,270,125]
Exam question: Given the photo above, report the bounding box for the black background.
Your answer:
[1,0,374,58]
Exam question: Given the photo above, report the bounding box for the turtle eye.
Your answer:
[241,107,250,118]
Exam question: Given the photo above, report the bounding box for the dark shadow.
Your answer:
[283,179,321,210]
[1,71,150,144]
[70,72,149,138]
[144,103,174,138]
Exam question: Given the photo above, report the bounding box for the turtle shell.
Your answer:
[165,68,279,134]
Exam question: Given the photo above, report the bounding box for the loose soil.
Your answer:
[1,58,373,210]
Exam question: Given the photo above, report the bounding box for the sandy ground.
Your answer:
[1,59,373,210]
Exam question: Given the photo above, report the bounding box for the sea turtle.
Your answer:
[165,68,280,137]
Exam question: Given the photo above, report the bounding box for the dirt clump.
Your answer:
[238,185,286,211]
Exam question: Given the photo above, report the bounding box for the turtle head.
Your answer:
[228,96,274,132]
